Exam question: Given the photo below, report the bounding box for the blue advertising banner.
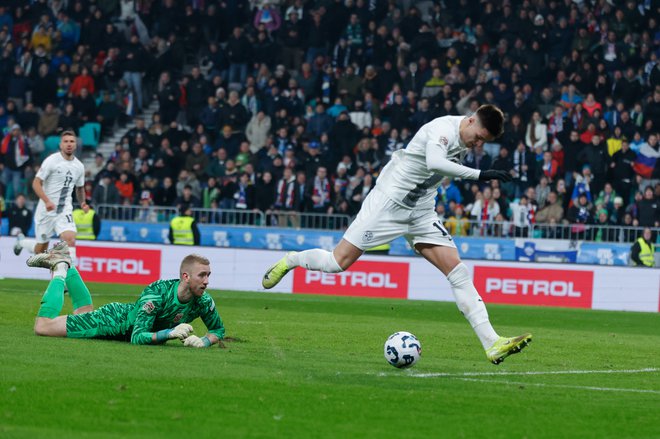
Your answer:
[0,218,641,267]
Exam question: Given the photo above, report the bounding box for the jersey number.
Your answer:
[66,214,73,224]
[56,175,73,214]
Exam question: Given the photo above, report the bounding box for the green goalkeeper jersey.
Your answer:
[130,279,225,345]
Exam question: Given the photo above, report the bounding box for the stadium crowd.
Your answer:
[0,0,658,242]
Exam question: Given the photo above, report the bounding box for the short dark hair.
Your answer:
[61,129,76,138]
[475,104,504,138]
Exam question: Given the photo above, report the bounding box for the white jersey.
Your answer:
[35,152,85,217]
[375,115,477,209]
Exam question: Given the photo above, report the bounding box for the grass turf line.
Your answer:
[0,278,659,439]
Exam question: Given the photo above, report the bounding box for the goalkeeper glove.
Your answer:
[183,335,212,348]
[168,323,194,340]
[478,169,513,182]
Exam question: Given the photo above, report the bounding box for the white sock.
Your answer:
[20,238,38,254]
[53,261,68,278]
[447,263,499,349]
[287,249,343,273]
[68,246,77,265]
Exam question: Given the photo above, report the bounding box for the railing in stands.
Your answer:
[452,220,656,243]
[79,204,660,239]
[94,204,351,230]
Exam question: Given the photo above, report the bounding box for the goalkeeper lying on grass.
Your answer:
[28,243,225,348]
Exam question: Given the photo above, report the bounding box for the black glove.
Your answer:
[478,169,513,182]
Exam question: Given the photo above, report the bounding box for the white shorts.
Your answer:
[343,189,456,251]
[34,212,77,243]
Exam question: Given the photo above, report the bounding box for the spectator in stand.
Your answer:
[156,71,181,125]
[630,228,656,267]
[536,191,564,225]
[637,186,659,228]
[444,205,470,237]
[354,138,380,175]
[7,193,32,236]
[122,34,148,114]
[568,193,594,230]
[437,177,462,210]
[92,172,120,207]
[70,66,95,97]
[537,151,559,184]
[221,90,250,134]
[592,208,617,242]
[606,126,625,157]
[185,142,209,181]
[232,172,256,212]
[582,93,602,118]
[37,103,60,138]
[1,124,31,198]
[511,141,534,199]
[470,187,500,235]
[525,111,548,152]
[246,111,271,154]
[464,143,492,178]
[226,27,252,86]
[73,87,97,123]
[306,104,334,140]
[176,169,201,200]
[595,183,618,213]
[115,171,135,204]
[509,195,534,238]
[175,184,201,213]
[185,66,211,127]
[154,176,177,207]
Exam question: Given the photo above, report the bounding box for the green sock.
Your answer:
[66,266,93,310]
[37,277,66,318]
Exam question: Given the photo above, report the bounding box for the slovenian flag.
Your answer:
[632,143,660,178]
[125,92,134,116]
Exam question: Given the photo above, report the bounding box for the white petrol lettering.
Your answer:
[305,271,399,288]
[78,257,152,275]
[485,278,582,297]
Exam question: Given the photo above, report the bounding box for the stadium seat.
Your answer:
[79,122,101,150]
[42,135,61,160]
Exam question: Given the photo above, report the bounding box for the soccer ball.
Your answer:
[384,331,421,368]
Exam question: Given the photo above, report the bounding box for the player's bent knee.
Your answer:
[334,240,363,270]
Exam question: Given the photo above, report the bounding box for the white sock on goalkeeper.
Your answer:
[287,249,343,273]
[447,263,499,349]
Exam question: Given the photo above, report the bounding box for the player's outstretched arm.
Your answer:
[425,139,481,180]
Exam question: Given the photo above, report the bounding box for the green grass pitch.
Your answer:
[1,278,659,439]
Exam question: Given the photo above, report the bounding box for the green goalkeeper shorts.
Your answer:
[66,302,135,340]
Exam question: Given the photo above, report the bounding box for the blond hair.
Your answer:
[180,254,210,276]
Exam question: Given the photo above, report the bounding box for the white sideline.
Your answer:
[454,377,660,394]
[376,368,660,394]
[407,367,659,378]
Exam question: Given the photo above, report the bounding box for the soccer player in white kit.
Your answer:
[14,131,89,278]
[262,105,532,365]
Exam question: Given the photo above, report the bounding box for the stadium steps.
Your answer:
[81,100,160,168]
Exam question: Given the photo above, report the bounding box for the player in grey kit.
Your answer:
[262,105,532,364]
